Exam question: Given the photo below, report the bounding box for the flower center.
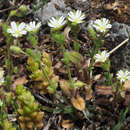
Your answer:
[100,57,105,62]
[122,75,127,80]
[100,26,105,30]
[15,30,20,35]
[55,22,61,28]
[74,18,79,23]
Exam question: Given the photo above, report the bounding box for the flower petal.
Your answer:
[11,21,17,31]
[18,22,25,30]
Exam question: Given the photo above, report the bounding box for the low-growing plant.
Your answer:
[16,84,44,129]
[0,5,129,129]
[27,51,59,94]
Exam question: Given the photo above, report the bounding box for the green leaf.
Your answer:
[31,0,46,12]
[13,66,18,74]
[26,48,35,59]
[51,32,65,44]
[9,10,17,17]
[28,34,38,47]
[64,106,74,114]
[5,75,11,87]
[68,51,83,64]
[5,59,11,69]
[10,45,24,54]
[2,23,8,36]
[74,40,80,52]
[62,51,70,64]
[2,24,13,44]
[55,106,63,114]
[41,106,54,112]
[36,50,41,61]
[74,81,86,88]
[47,82,57,93]
[113,107,129,130]
[101,60,110,71]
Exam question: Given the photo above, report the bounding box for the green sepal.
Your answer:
[68,51,83,65]
[88,25,96,39]
[26,48,35,59]
[51,31,65,45]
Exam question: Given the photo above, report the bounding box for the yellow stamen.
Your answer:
[15,30,20,35]
[100,26,105,30]
[74,18,79,23]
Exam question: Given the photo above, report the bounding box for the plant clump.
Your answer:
[3,120,16,130]
[15,85,44,130]
[27,51,59,94]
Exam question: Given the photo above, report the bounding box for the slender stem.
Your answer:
[29,34,52,86]
[0,102,6,127]
[88,58,94,82]
[88,33,104,81]
[35,35,51,85]
[66,63,74,88]
[61,44,65,54]
[105,71,112,85]
[51,31,74,89]
[6,40,11,90]
[55,91,68,104]
[82,110,93,124]
[38,61,52,85]
[61,44,74,89]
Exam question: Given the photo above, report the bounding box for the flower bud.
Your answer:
[0,99,3,106]
[9,10,17,17]
[10,46,24,54]
[74,81,86,87]
[19,5,27,12]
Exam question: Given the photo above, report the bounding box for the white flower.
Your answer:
[68,10,85,24]
[93,18,112,33]
[0,99,3,106]
[26,21,41,32]
[94,50,110,63]
[7,21,27,38]
[116,70,130,83]
[48,16,66,30]
[0,68,4,85]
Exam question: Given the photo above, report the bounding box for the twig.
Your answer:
[0,0,24,13]
[108,38,129,55]
[0,6,14,13]
[32,92,54,105]
[82,110,93,124]
[43,115,56,130]
[43,118,52,130]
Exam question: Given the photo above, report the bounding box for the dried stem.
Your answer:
[108,38,129,55]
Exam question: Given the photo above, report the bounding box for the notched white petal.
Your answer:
[18,22,26,30]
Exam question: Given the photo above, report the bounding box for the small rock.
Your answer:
[111,22,130,38]
[68,0,90,11]
[104,22,130,73]
[35,0,68,24]
[82,21,130,73]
